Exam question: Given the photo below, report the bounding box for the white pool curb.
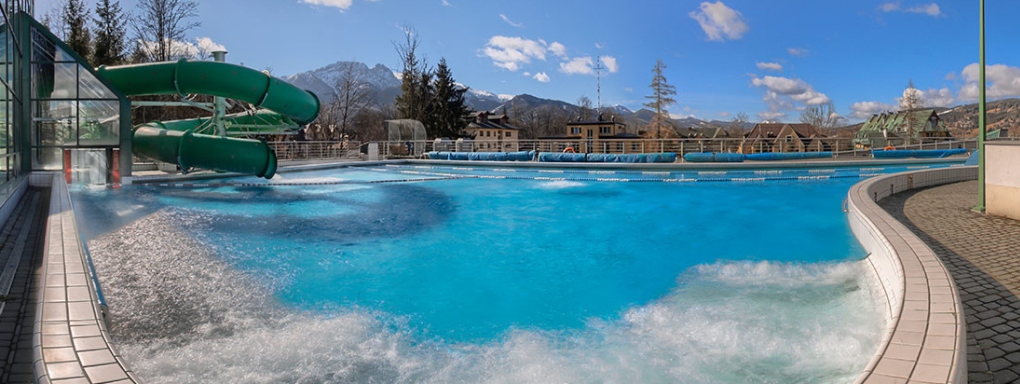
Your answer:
[848,167,973,383]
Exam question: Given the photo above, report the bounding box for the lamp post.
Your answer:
[975,0,987,212]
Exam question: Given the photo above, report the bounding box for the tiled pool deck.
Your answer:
[27,174,139,383]
[2,162,1017,383]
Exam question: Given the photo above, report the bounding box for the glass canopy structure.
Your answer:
[0,5,130,191]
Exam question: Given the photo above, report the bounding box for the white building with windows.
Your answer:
[463,112,520,152]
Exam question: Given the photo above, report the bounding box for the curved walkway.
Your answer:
[880,180,1020,383]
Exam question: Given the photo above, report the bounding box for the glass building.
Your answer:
[1,1,130,198]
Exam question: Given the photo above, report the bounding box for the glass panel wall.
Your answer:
[0,4,21,187]
[29,25,121,170]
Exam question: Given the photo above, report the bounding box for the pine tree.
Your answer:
[394,27,425,120]
[416,69,437,135]
[643,59,677,138]
[431,58,470,138]
[63,0,92,64]
[92,0,128,66]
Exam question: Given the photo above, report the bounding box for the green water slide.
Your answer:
[96,59,321,179]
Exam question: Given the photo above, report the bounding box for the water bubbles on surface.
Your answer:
[78,180,884,383]
[534,180,586,189]
[89,211,883,384]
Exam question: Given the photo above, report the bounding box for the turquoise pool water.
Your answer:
[71,163,957,383]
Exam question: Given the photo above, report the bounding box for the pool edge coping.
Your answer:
[32,173,140,384]
[848,166,972,384]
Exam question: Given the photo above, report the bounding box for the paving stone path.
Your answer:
[880,180,1020,383]
[0,188,49,383]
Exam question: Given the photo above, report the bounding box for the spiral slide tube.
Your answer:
[97,59,321,179]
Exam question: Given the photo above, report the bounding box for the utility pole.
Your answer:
[975,0,987,212]
[595,57,604,117]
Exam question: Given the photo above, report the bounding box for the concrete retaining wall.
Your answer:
[986,141,1020,220]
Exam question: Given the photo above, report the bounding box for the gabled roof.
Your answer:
[678,127,729,139]
[466,111,520,131]
[858,109,949,137]
[466,120,520,130]
[746,123,821,140]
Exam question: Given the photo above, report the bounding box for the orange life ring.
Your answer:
[884,145,895,151]
[563,147,576,153]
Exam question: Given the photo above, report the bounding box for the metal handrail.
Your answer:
[263,138,986,161]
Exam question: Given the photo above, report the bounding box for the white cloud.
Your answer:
[787,47,809,57]
[751,76,831,121]
[849,85,953,121]
[499,14,523,28]
[557,56,619,76]
[136,37,227,60]
[560,57,594,75]
[898,86,925,107]
[752,76,830,104]
[533,72,550,82]
[196,37,226,54]
[756,62,782,71]
[907,4,941,16]
[595,43,605,50]
[481,37,573,72]
[879,2,942,17]
[300,0,354,11]
[600,56,619,73]
[923,87,955,108]
[758,110,787,121]
[850,101,896,119]
[482,36,548,71]
[548,42,568,58]
[689,1,748,42]
[441,0,450,5]
[959,63,1020,101]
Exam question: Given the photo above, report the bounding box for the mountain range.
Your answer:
[284,60,1014,139]
[282,60,713,129]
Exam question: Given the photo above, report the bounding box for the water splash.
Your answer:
[89,213,883,384]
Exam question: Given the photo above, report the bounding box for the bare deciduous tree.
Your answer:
[40,2,68,39]
[132,0,200,62]
[575,96,593,121]
[899,79,924,145]
[325,62,375,142]
[728,112,750,137]
[394,26,431,122]
[799,101,844,134]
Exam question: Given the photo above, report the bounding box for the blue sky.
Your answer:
[34,0,1020,123]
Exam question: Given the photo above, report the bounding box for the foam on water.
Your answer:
[269,175,349,184]
[71,166,905,383]
[534,180,587,189]
[90,213,881,383]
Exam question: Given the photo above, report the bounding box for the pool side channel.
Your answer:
[847,167,973,383]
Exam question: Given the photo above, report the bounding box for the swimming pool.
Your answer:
[71,162,960,383]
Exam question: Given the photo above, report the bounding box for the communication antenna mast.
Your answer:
[595,56,604,116]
